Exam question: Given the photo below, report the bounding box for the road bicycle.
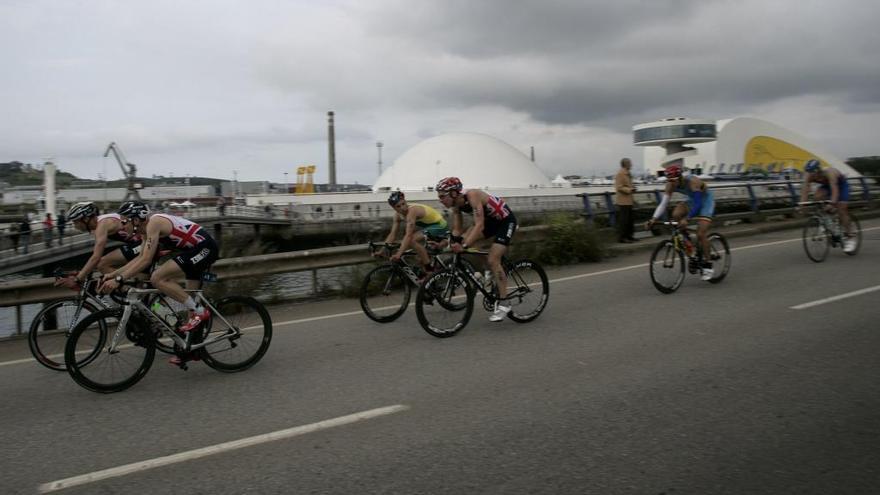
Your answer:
[799,200,862,262]
[63,279,272,393]
[360,241,472,323]
[649,222,731,294]
[28,269,178,371]
[414,242,549,338]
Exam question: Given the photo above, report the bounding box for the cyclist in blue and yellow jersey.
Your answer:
[436,177,518,322]
[646,163,716,280]
[798,158,855,253]
[55,202,144,290]
[382,191,450,274]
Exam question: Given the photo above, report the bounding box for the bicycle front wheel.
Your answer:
[200,296,272,372]
[843,214,862,256]
[706,233,731,284]
[359,265,411,323]
[65,309,155,393]
[803,217,829,262]
[415,270,474,338]
[650,240,686,294]
[504,259,549,323]
[29,299,104,371]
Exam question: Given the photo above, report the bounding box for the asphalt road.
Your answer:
[1,220,879,494]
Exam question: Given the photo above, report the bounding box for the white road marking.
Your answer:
[790,285,880,310]
[4,226,878,368]
[38,404,410,493]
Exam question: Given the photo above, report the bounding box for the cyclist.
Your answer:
[381,191,450,277]
[436,176,517,322]
[646,163,716,281]
[798,158,855,253]
[100,201,219,334]
[55,202,143,290]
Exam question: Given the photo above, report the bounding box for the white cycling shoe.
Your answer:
[843,238,857,253]
[489,303,511,322]
[700,267,714,281]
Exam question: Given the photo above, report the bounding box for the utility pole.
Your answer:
[376,141,384,177]
[327,111,337,188]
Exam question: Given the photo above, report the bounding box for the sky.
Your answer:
[2,0,879,184]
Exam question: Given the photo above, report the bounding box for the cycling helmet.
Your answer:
[118,201,150,220]
[66,202,98,222]
[435,176,463,192]
[388,190,405,206]
[804,159,821,173]
[664,163,683,179]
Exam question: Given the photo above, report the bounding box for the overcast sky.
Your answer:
[2,0,878,184]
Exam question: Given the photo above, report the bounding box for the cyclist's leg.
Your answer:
[837,181,852,234]
[150,261,190,305]
[695,191,715,256]
[97,247,129,274]
[411,231,430,268]
[488,216,517,301]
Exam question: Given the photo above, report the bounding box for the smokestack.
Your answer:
[327,111,337,187]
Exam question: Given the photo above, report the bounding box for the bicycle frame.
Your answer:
[107,287,239,354]
[368,241,454,287]
[798,201,844,241]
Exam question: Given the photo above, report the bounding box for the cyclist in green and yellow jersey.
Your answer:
[381,191,450,272]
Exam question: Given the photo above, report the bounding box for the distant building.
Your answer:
[635,117,860,178]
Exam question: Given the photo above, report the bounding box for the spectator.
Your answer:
[10,222,20,253]
[56,210,66,245]
[20,215,31,253]
[216,196,226,216]
[43,213,54,247]
[614,157,637,243]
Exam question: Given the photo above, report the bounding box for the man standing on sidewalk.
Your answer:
[614,158,637,243]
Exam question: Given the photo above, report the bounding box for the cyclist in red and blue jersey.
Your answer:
[798,158,855,253]
[646,163,716,280]
[436,177,518,322]
[101,202,219,334]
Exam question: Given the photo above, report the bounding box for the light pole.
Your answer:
[185,174,191,204]
[376,141,384,177]
[284,172,288,194]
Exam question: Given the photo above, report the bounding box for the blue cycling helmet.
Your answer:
[388,190,405,206]
[804,159,821,173]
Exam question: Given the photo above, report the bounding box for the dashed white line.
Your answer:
[38,404,410,493]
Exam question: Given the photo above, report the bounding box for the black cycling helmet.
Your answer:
[388,190,405,206]
[118,201,150,220]
[804,159,821,173]
[67,202,98,222]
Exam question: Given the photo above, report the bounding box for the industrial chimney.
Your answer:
[327,111,337,187]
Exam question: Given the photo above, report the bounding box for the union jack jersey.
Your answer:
[97,213,140,243]
[460,192,512,221]
[152,213,209,250]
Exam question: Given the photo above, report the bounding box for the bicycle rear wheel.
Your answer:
[415,270,474,338]
[650,240,685,294]
[200,296,272,372]
[504,259,549,323]
[802,217,829,262]
[65,309,155,393]
[843,214,862,256]
[706,233,731,284]
[28,299,104,371]
[359,265,411,323]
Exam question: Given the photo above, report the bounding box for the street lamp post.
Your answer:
[284,172,289,194]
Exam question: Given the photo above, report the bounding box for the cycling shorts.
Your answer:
[690,191,715,220]
[422,224,450,241]
[482,213,518,246]
[172,236,220,281]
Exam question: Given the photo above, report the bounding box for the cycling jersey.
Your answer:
[97,213,140,243]
[409,203,449,239]
[151,214,219,280]
[459,193,518,245]
[816,170,850,202]
[673,177,715,219]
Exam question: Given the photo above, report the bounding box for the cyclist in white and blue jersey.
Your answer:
[646,163,716,280]
[798,158,856,253]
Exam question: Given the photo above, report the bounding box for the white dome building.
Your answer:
[372,132,553,192]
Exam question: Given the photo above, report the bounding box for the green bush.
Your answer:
[533,213,605,265]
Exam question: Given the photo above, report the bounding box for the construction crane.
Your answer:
[103,142,141,201]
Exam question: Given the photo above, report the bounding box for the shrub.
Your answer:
[533,213,605,265]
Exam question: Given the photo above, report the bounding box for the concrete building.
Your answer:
[635,117,860,178]
[372,132,558,192]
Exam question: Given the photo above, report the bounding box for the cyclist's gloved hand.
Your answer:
[678,218,688,230]
[55,276,81,290]
[390,252,403,262]
[451,242,464,253]
[644,219,655,230]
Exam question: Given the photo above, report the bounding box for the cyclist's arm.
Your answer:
[396,207,421,256]
[76,223,110,282]
[115,219,163,279]
[650,182,674,220]
[462,190,485,247]
[384,213,401,244]
[687,179,705,218]
[799,175,812,203]
[450,207,463,237]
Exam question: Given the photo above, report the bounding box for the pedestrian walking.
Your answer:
[43,213,54,247]
[56,211,66,245]
[9,223,21,253]
[20,216,32,254]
